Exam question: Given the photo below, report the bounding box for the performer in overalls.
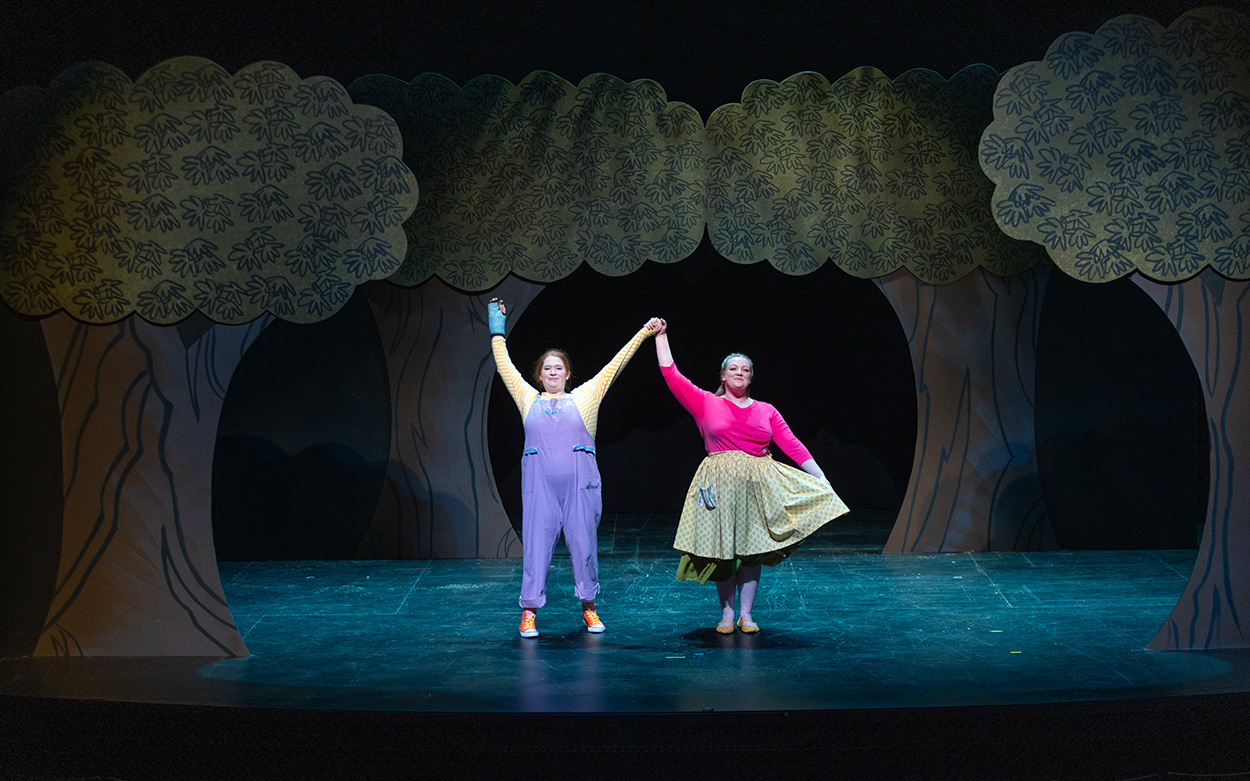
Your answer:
[489,298,660,637]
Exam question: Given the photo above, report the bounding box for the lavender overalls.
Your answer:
[519,395,603,608]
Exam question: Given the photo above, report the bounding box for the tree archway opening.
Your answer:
[1036,273,1208,550]
[488,240,917,531]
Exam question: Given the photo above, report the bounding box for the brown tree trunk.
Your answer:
[874,266,1056,552]
[1135,271,1250,650]
[37,313,268,656]
[358,277,543,559]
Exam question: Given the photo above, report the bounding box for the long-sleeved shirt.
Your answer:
[660,361,813,465]
[492,326,653,439]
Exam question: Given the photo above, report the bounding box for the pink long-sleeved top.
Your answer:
[660,362,813,465]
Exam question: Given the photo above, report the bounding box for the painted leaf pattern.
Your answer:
[352,68,1043,290]
[0,57,419,324]
[980,8,1250,282]
[348,72,706,289]
[707,68,1044,282]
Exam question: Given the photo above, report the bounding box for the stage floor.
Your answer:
[6,512,1250,778]
[4,512,1249,713]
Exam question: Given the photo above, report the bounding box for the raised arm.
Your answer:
[487,298,538,417]
[581,317,662,399]
[654,318,673,367]
[654,321,710,416]
[571,317,662,438]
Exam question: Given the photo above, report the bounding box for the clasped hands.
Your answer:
[491,297,664,337]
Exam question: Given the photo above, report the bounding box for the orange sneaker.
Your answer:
[519,609,538,638]
[582,604,605,633]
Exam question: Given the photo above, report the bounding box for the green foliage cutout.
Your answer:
[0,57,419,324]
[349,71,706,290]
[706,68,1044,282]
[980,8,1250,282]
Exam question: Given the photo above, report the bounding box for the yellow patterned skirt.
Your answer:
[673,450,849,583]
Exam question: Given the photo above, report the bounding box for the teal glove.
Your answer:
[488,300,506,336]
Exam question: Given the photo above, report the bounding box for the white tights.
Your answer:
[715,564,761,621]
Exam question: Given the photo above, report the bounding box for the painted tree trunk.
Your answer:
[358,277,542,559]
[37,313,269,656]
[874,267,1056,552]
[1134,272,1250,650]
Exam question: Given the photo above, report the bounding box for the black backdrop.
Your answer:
[3,1,1217,104]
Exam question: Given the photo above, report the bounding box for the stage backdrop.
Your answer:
[343,64,1061,559]
[0,5,1239,657]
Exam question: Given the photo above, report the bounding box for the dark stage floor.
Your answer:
[5,511,1250,779]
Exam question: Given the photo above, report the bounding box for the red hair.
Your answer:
[533,349,573,392]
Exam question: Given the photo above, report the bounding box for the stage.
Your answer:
[5,512,1250,779]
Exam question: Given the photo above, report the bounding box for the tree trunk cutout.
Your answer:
[38,313,269,656]
[1135,271,1250,650]
[358,277,542,558]
[875,267,1057,552]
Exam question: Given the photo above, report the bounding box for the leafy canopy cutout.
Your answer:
[707,67,1044,282]
[353,67,1044,290]
[0,57,419,324]
[980,7,1250,282]
[349,72,705,290]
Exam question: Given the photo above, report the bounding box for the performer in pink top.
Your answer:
[654,319,848,634]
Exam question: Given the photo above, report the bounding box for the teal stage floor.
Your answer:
[5,512,1250,778]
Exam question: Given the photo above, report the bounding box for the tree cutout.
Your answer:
[876,266,1056,552]
[1133,272,1250,649]
[357,276,539,559]
[705,67,1042,282]
[980,8,1250,648]
[37,312,270,656]
[980,9,1250,283]
[0,58,418,656]
[349,71,706,290]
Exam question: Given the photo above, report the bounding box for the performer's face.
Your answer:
[539,354,569,393]
[721,358,752,395]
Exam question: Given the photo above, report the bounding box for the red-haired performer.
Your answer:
[489,298,660,638]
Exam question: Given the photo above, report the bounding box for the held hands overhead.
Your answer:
[490,296,663,340]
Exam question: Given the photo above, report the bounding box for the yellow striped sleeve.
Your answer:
[491,336,539,418]
[571,325,654,439]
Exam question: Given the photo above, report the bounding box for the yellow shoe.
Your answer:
[736,617,759,634]
[715,619,735,634]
